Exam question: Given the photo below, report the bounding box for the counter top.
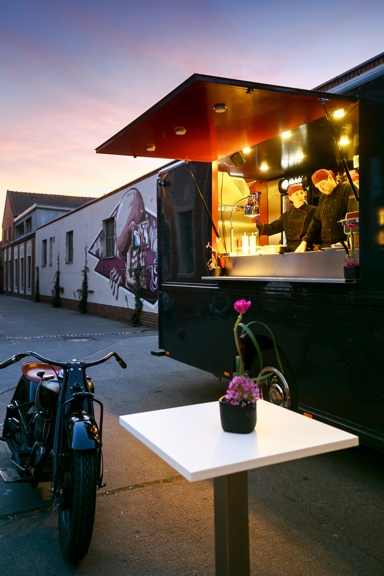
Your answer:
[202,276,350,283]
[211,249,359,282]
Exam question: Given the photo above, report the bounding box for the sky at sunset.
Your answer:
[1,0,383,235]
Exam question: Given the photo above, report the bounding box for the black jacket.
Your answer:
[303,182,359,246]
[257,203,317,252]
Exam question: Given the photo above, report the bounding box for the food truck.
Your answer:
[97,61,384,450]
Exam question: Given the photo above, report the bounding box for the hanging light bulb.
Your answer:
[173,126,186,136]
[213,103,227,113]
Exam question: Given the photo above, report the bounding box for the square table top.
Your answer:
[119,401,358,482]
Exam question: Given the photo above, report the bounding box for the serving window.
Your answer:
[211,101,359,282]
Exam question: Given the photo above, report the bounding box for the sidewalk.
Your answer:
[1,296,384,575]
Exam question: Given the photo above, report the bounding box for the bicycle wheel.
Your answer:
[58,450,97,564]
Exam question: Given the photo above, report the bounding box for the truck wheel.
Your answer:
[249,349,298,411]
[58,450,97,564]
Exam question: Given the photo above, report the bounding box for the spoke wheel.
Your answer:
[249,349,298,411]
[58,450,97,564]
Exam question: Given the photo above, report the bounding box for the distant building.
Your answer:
[0,240,3,294]
[1,191,95,299]
[313,52,384,94]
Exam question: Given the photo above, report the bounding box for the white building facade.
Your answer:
[35,168,161,329]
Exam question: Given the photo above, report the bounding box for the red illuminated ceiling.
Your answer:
[96,74,357,163]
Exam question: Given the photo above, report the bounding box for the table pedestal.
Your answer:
[214,471,250,576]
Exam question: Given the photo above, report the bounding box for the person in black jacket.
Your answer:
[295,169,359,251]
[256,184,317,252]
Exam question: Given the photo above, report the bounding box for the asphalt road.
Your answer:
[0,295,383,575]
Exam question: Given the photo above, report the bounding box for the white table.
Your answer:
[120,401,358,576]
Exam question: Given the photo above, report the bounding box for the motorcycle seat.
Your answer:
[22,362,62,383]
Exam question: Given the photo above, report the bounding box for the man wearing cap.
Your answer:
[256,184,318,252]
[295,169,359,252]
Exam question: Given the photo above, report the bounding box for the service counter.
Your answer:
[203,248,359,283]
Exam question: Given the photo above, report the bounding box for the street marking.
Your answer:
[0,329,151,341]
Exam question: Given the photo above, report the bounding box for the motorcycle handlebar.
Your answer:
[0,351,127,370]
[0,353,30,370]
[84,352,127,369]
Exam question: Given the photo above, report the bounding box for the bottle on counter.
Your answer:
[242,233,249,254]
[249,233,256,254]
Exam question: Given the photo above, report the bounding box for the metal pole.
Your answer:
[214,471,250,576]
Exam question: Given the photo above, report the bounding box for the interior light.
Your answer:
[296,152,304,161]
[260,162,269,171]
[340,135,349,146]
[282,131,291,138]
[243,147,251,153]
[333,108,345,118]
[146,145,156,152]
[214,103,227,113]
[174,126,186,136]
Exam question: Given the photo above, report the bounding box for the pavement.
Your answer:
[0,295,384,576]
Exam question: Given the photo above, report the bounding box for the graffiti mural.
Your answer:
[89,188,158,306]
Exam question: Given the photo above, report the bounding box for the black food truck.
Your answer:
[97,57,384,450]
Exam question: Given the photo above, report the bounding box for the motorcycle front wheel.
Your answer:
[58,450,97,564]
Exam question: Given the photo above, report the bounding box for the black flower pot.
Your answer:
[219,396,257,434]
[344,265,360,280]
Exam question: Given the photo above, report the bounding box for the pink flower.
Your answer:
[344,258,359,268]
[234,300,251,314]
[225,375,260,406]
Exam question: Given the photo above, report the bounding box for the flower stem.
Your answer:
[233,313,244,375]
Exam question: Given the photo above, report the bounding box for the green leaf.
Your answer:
[239,321,284,374]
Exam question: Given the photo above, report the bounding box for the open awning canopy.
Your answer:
[96,73,358,164]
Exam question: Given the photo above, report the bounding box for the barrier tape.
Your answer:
[0,329,150,341]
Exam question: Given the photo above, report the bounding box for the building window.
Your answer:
[27,255,32,291]
[26,218,32,233]
[103,218,115,258]
[49,237,53,266]
[26,241,32,294]
[20,257,24,291]
[3,252,7,291]
[66,231,73,263]
[5,228,9,242]
[16,222,24,237]
[42,239,47,266]
[14,258,18,291]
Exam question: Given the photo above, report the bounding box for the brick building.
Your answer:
[1,191,94,299]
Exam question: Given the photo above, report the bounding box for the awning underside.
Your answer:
[96,74,357,165]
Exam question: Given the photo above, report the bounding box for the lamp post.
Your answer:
[230,193,259,253]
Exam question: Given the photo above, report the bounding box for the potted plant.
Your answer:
[206,242,221,276]
[219,374,260,433]
[219,299,283,434]
[344,222,359,280]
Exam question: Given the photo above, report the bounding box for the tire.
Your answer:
[249,349,298,411]
[58,450,97,564]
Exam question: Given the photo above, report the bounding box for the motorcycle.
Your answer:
[0,350,127,564]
